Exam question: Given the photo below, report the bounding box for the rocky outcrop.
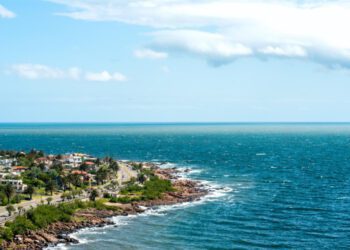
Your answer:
[1,209,120,250]
[134,178,208,207]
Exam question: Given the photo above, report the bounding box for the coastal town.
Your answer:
[0,149,207,249]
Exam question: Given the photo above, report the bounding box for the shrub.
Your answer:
[7,216,36,235]
[103,193,111,199]
[27,205,66,228]
[0,227,13,241]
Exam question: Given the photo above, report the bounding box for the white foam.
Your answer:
[46,244,69,250]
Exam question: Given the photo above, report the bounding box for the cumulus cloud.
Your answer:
[0,4,15,18]
[85,70,127,82]
[11,64,126,82]
[49,0,350,67]
[134,49,168,59]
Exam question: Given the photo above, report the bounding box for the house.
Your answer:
[83,161,98,171]
[65,153,86,168]
[71,170,92,182]
[0,157,17,168]
[35,157,52,165]
[12,166,28,175]
[0,179,27,192]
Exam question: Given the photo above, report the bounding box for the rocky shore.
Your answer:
[1,167,207,250]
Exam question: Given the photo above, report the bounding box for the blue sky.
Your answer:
[1,0,350,122]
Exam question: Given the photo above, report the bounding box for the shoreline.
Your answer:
[1,166,208,250]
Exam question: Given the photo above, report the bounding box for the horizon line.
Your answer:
[1,122,350,125]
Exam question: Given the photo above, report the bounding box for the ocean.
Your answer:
[0,123,349,249]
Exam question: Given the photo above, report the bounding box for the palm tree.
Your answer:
[110,161,119,172]
[4,183,14,204]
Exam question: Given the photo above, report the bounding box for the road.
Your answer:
[0,193,86,225]
[117,162,137,185]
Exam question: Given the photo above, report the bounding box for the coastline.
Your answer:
[1,166,208,250]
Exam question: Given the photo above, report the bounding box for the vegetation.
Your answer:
[3,184,14,204]
[89,189,99,201]
[0,200,118,241]
[5,205,15,216]
[111,176,173,203]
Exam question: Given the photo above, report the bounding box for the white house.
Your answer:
[0,179,27,192]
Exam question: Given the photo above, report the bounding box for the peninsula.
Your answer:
[0,150,207,249]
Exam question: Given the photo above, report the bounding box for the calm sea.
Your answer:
[0,123,349,249]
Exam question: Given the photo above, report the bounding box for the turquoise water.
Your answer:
[0,123,350,249]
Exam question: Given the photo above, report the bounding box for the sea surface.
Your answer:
[0,123,350,249]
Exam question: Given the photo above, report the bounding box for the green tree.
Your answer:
[46,197,53,205]
[96,166,109,185]
[4,183,14,204]
[17,206,24,215]
[24,185,35,200]
[45,180,56,196]
[110,161,119,172]
[6,204,15,216]
[89,189,99,201]
[137,173,146,184]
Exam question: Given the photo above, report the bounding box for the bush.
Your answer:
[117,176,174,202]
[103,193,111,199]
[0,227,13,241]
[7,216,36,235]
[27,205,66,228]
[120,184,143,195]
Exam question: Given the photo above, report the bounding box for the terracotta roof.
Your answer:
[12,166,28,170]
[84,161,95,165]
[71,170,88,175]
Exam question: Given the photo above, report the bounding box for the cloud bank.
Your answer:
[11,64,126,82]
[0,4,15,18]
[50,0,350,67]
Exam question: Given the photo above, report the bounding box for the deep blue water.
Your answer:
[0,123,350,249]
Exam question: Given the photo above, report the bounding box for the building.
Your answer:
[0,179,27,192]
[11,166,28,175]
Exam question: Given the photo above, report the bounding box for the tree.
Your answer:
[45,180,56,196]
[46,197,53,205]
[110,161,119,172]
[96,166,109,185]
[137,173,146,184]
[6,205,15,216]
[89,189,99,201]
[17,206,24,215]
[24,185,35,200]
[4,183,14,204]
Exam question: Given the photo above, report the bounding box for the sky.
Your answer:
[1,0,350,122]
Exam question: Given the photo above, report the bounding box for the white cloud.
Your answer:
[11,64,126,82]
[134,49,168,59]
[49,0,350,67]
[85,70,127,82]
[0,4,15,18]
[151,30,253,64]
[11,64,66,79]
